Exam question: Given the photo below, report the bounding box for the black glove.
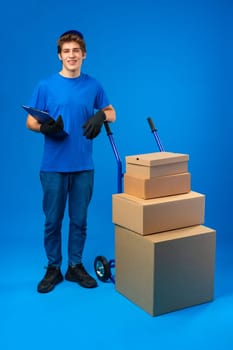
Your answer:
[40,115,64,137]
[82,110,106,140]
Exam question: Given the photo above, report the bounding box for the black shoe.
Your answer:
[37,266,63,293]
[65,263,98,288]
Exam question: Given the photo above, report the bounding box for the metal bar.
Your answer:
[104,122,123,193]
[147,117,165,152]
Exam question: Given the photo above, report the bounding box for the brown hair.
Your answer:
[57,31,86,54]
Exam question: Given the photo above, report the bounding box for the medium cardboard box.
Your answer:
[126,152,189,179]
[124,172,191,199]
[115,225,216,316]
[112,191,205,235]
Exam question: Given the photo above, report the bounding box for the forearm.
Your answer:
[26,115,41,132]
[102,105,116,122]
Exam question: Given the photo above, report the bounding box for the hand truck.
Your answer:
[94,117,165,283]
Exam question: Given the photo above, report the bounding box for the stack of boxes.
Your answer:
[112,152,216,316]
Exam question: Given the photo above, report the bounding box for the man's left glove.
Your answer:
[82,110,106,140]
[40,115,64,137]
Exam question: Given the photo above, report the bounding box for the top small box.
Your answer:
[126,152,189,178]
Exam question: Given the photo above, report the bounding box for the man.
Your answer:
[26,29,116,293]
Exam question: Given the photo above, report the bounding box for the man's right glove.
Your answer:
[40,115,64,138]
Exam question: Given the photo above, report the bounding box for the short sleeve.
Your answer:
[28,81,47,110]
[94,83,110,110]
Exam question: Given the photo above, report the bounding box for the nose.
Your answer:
[69,50,76,56]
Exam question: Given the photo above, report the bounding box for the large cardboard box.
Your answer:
[124,172,191,199]
[112,191,205,235]
[126,152,189,179]
[115,225,216,316]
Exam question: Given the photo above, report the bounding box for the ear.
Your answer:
[58,53,62,61]
[82,52,87,60]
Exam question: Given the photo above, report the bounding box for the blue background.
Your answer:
[1,0,233,349]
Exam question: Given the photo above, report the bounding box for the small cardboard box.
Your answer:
[124,172,191,199]
[112,191,205,235]
[115,225,216,316]
[126,152,189,179]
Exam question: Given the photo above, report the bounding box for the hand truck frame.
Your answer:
[94,117,165,283]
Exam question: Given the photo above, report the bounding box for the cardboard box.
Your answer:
[124,172,191,199]
[115,225,216,316]
[112,191,205,235]
[126,152,189,179]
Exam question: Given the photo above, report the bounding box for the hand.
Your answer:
[82,110,106,140]
[40,115,64,137]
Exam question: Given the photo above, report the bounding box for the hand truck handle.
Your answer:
[104,121,113,136]
[147,117,157,132]
[147,117,165,152]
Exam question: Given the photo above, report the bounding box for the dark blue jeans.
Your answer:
[40,170,94,267]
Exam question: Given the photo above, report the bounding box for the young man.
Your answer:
[26,30,116,293]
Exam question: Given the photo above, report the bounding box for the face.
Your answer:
[58,41,86,77]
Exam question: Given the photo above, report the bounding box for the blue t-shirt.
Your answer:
[29,73,110,172]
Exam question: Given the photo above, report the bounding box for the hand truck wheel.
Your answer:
[94,256,111,282]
